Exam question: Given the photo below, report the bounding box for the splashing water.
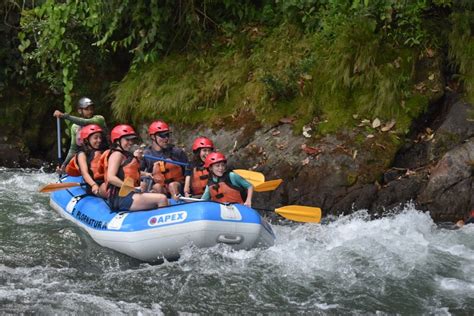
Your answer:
[0,168,472,314]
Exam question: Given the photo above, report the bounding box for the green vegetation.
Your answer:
[3,0,473,136]
[449,4,474,102]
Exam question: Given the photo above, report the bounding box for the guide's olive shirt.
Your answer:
[62,114,107,167]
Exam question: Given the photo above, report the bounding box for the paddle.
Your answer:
[41,177,135,195]
[233,169,265,186]
[274,205,321,223]
[39,182,82,193]
[254,179,283,192]
[178,196,321,223]
[57,117,62,165]
[118,177,137,197]
[143,154,189,167]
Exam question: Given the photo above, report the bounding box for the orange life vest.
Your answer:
[119,155,141,187]
[65,150,104,181]
[104,149,141,187]
[65,155,81,177]
[208,172,246,204]
[99,149,111,183]
[152,160,184,186]
[88,150,104,181]
[191,166,209,195]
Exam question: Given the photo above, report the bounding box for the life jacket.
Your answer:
[208,171,246,204]
[65,154,81,177]
[87,150,104,181]
[152,160,185,185]
[65,149,104,180]
[191,166,209,195]
[104,149,141,188]
[104,149,140,211]
[99,149,111,183]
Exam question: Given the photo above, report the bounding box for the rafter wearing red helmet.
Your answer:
[105,124,168,211]
[141,120,189,200]
[201,152,254,207]
[183,136,215,197]
[64,124,107,197]
[53,97,107,173]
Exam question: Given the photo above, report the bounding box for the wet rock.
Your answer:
[394,96,473,169]
[331,184,378,214]
[0,143,23,167]
[430,99,474,158]
[373,172,428,212]
[417,138,474,221]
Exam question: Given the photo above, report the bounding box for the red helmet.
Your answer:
[148,120,170,135]
[204,152,226,168]
[111,124,137,143]
[80,124,103,142]
[192,137,214,151]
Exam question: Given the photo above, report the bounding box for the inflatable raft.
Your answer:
[49,176,275,261]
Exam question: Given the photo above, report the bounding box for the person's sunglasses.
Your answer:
[157,132,170,138]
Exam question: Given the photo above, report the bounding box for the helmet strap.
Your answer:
[152,134,159,145]
[117,139,126,152]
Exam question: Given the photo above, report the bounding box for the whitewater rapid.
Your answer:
[0,168,472,314]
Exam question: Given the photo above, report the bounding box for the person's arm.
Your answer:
[77,152,99,195]
[62,114,106,127]
[140,150,154,173]
[176,148,191,177]
[201,186,210,200]
[243,186,254,207]
[229,172,253,207]
[184,175,191,197]
[107,152,124,188]
[62,125,78,168]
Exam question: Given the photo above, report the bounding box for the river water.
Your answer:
[0,168,473,314]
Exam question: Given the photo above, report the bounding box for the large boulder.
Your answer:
[417,138,474,221]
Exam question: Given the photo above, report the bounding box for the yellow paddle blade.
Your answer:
[275,205,322,223]
[39,182,81,193]
[118,177,136,197]
[234,169,265,186]
[254,179,283,192]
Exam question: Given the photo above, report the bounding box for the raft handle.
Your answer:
[217,234,243,245]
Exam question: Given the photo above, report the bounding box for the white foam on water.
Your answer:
[267,207,436,280]
[438,277,474,293]
[0,169,55,200]
[0,264,164,315]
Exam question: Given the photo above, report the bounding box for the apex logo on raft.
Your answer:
[72,209,107,230]
[148,211,187,227]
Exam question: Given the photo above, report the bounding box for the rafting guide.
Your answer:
[53,97,107,173]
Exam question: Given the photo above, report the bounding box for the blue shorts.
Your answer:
[109,191,135,211]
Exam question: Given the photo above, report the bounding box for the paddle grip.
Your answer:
[56,117,62,163]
